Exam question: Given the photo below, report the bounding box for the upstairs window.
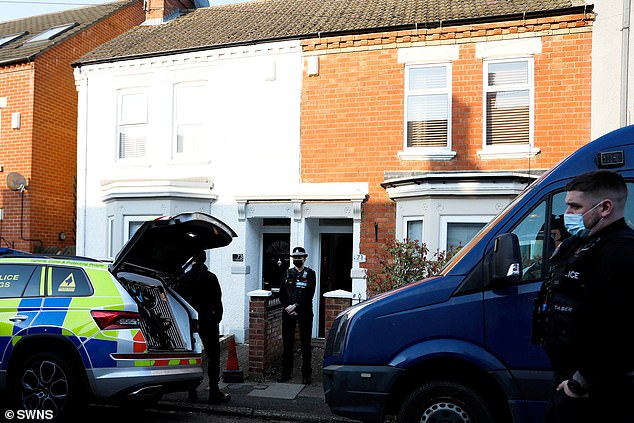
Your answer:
[117,89,147,160]
[484,58,533,146]
[173,83,205,157]
[405,64,451,149]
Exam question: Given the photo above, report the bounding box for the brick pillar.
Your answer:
[323,290,353,341]
[247,290,283,379]
[248,290,269,377]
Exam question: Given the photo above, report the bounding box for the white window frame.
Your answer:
[123,215,159,242]
[172,81,206,159]
[117,88,148,162]
[439,215,493,252]
[400,63,455,161]
[479,57,539,159]
[403,216,424,244]
[107,216,115,259]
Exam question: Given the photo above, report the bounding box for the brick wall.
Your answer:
[248,291,351,377]
[248,293,283,378]
[0,63,36,250]
[0,1,145,252]
[300,12,593,275]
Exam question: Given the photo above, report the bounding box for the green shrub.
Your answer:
[366,239,456,297]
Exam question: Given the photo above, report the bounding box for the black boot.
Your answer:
[208,391,231,404]
[277,374,292,383]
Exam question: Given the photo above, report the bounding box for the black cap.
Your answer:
[290,247,308,257]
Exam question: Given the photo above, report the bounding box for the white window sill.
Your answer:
[398,149,457,161]
[477,145,540,160]
[113,160,151,167]
[169,156,211,165]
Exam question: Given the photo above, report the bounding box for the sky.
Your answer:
[0,0,248,23]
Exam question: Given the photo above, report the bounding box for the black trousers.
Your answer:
[199,322,221,394]
[281,312,313,378]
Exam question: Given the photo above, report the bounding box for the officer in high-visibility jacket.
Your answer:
[278,246,316,385]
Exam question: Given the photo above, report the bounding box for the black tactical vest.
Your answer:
[285,267,311,306]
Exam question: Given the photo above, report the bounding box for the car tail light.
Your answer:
[91,310,141,330]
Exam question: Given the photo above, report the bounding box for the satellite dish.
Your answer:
[6,172,27,192]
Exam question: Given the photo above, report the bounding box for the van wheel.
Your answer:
[397,380,496,423]
[13,352,81,420]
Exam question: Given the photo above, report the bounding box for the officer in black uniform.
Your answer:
[176,251,231,404]
[532,170,634,422]
[278,246,316,384]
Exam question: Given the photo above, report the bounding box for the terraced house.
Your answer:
[72,0,597,343]
[0,0,145,253]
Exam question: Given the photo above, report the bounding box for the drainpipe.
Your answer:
[621,0,631,127]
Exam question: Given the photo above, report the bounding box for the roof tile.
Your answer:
[0,0,138,65]
[77,0,584,64]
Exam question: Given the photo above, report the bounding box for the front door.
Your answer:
[262,233,290,292]
[318,233,352,337]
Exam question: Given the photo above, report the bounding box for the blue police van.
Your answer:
[322,125,634,423]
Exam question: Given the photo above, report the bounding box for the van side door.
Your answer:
[483,191,568,401]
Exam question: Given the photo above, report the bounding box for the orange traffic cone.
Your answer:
[222,336,244,383]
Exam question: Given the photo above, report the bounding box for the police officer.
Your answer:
[176,251,231,404]
[532,170,634,422]
[278,246,316,384]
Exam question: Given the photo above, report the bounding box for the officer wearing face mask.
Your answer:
[278,247,316,384]
[532,170,634,422]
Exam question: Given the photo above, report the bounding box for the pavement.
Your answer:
[158,336,358,423]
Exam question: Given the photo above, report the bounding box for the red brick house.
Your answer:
[299,4,594,288]
[0,0,145,252]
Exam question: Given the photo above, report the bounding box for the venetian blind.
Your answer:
[485,61,530,145]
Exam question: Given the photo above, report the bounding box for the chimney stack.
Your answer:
[144,0,195,22]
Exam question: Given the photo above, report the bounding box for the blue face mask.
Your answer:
[563,201,603,238]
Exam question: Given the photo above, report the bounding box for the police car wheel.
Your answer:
[397,380,496,423]
[14,352,80,420]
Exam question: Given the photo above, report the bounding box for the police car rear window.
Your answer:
[0,264,38,298]
[49,267,92,297]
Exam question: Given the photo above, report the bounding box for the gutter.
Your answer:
[72,5,592,67]
[622,0,631,127]
[381,171,540,189]
[0,55,38,67]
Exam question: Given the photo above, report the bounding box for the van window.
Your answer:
[625,183,634,226]
[513,200,548,281]
[0,264,38,298]
[512,182,634,282]
[512,191,570,281]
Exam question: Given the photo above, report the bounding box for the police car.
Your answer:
[0,212,236,419]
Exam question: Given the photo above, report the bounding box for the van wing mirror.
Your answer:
[491,233,522,284]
